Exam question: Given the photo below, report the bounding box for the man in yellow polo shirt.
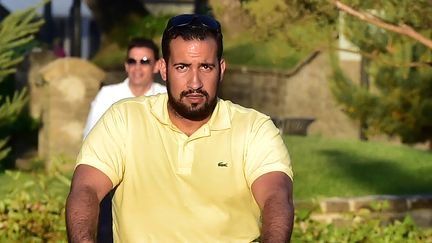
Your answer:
[66,14,294,243]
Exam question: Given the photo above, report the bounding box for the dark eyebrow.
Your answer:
[173,62,191,66]
[200,62,216,67]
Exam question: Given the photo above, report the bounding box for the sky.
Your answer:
[1,0,92,17]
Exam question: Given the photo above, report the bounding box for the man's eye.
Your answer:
[176,65,187,71]
[201,64,213,71]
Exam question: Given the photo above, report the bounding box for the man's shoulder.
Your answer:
[219,99,270,123]
[97,80,129,98]
[100,81,127,92]
[113,93,166,108]
[150,82,167,94]
[151,82,166,89]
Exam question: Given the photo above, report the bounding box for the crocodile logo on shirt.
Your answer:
[217,161,228,167]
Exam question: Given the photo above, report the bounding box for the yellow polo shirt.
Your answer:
[77,93,293,243]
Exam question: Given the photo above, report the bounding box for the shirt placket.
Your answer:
[177,134,194,175]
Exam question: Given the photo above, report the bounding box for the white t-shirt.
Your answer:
[83,78,166,138]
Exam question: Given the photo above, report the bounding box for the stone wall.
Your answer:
[220,53,361,139]
[296,195,432,227]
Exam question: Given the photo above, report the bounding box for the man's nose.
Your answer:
[187,69,203,90]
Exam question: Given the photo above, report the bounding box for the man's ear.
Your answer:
[124,62,128,73]
[153,59,160,74]
[219,58,226,82]
[159,58,167,82]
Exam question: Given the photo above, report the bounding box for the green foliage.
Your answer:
[292,209,432,242]
[242,0,337,52]
[92,14,171,69]
[122,15,171,46]
[0,2,45,167]
[241,0,432,143]
[330,0,432,144]
[0,3,45,79]
[108,14,171,47]
[0,168,69,242]
[224,35,303,69]
[0,138,10,162]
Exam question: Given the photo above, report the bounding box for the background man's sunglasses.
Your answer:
[126,57,152,65]
[166,14,221,33]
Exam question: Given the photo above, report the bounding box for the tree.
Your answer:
[331,0,432,50]
[0,3,45,166]
[328,1,432,146]
[236,0,432,146]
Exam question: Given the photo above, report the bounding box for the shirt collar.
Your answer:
[151,94,231,131]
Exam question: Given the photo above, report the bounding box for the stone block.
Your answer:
[351,196,407,212]
[294,200,320,213]
[409,209,432,227]
[408,196,432,209]
[38,57,105,166]
[322,198,350,213]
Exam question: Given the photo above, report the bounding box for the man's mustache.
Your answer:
[180,89,209,99]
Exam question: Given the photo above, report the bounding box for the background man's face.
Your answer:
[160,37,225,121]
[125,47,158,86]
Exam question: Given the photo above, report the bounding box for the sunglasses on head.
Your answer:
[166,14,221,33]
[126,57,152,65]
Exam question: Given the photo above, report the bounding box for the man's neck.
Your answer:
[128,81,152,97]
[167,105,211,136]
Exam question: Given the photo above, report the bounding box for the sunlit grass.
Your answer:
[286,135,432,200]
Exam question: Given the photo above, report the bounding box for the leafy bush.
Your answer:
[0,1,45,169]
[0,169,69,242]
[293,208,432,242]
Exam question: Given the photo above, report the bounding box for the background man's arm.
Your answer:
[66,164,113,243]
[252,171,294,243]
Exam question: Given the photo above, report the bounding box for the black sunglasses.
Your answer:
[166,14,221,33]
[126,57,152,65]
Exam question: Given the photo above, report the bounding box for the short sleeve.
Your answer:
[77,105,127,187]
[244,117,293,187]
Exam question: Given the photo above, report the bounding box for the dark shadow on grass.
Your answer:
[318,149,432,196]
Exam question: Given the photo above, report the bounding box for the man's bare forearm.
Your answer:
[260,193,294,243]
[66,187,101,243]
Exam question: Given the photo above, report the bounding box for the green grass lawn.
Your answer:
[285,135,432,200]
[1,136,431,201]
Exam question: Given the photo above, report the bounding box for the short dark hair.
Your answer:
[161,14,223,62]
[127,37,160,60]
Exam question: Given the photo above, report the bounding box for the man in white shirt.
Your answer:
[82,38,166,243]
[83,38,166,138]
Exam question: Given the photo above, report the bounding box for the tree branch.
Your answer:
[332,0,432,49]
[335,47,432,67]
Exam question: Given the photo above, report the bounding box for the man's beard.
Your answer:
[166,75,219,121]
